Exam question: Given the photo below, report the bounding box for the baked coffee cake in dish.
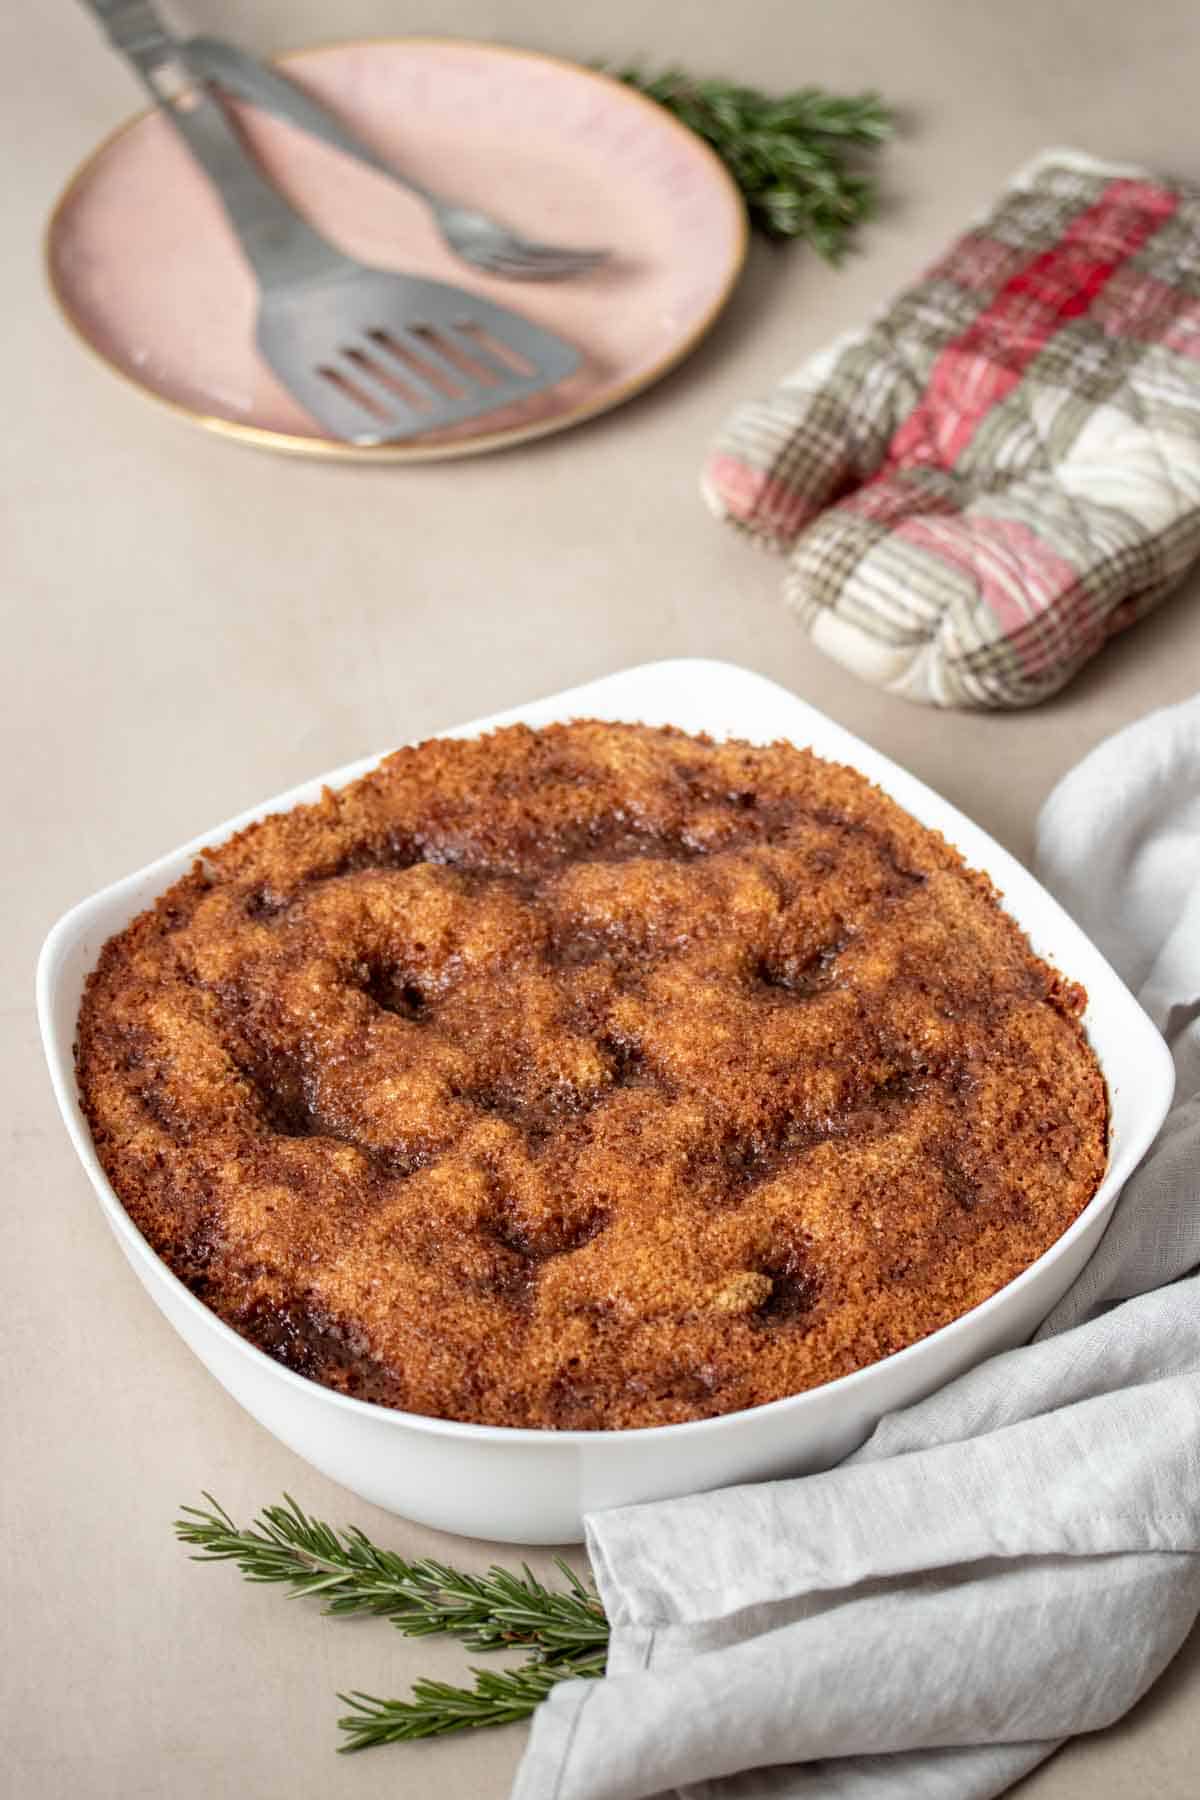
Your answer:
[76,721,1108,1431]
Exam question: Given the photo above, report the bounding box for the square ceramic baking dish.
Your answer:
[38,659,1174,1544]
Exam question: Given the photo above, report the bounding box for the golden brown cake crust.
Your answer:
[76,722,1108,1430]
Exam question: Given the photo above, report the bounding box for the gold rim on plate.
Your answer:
[44,36,750,463]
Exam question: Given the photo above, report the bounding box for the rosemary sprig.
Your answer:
[337,1651,609,1751]
[610,67,893,260]
[175,1493,608,1656]
[175,1494,608,1744]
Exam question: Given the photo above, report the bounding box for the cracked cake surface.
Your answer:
[76,721,1108,1430]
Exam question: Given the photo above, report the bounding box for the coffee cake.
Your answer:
[76,722,1108,1429]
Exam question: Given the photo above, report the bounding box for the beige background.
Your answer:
[4,2,1200,1796]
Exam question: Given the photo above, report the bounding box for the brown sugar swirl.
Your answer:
[76,722,1108,1430]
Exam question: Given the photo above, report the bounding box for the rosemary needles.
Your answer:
[611,68,893,260]
[175,1494,608,1748]
[337,1652,609,1750]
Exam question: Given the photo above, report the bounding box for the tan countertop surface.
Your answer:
[5,2,1200,1795]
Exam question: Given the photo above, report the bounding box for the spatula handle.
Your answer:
[77,0,334,287]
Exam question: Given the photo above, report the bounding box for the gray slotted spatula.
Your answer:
[80,1,581,445]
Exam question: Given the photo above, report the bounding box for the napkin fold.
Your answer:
[703,150,1200,709]
[513,693,1200,1800]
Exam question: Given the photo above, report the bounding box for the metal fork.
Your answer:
[80,2,581,445]
[89,0,606,282]
[176,34,609,282]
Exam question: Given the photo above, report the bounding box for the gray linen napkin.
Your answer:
[512,695,1200,1800]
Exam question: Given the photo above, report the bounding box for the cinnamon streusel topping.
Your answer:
[76,722,1108,1429]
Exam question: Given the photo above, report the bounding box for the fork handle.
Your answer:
[178,35,437,208]
[78,0,337,288]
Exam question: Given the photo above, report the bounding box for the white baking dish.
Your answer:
[38,660,1174,1544]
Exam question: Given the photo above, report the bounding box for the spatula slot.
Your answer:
[455,321,538,377]
[344,346,431,410]
[367,328,466,399]
[317,365,391,421]
[409,324,502,388]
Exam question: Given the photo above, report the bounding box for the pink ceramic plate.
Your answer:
[47,38,748,461]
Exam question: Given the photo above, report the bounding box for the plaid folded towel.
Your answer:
[703,150,1200,708]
